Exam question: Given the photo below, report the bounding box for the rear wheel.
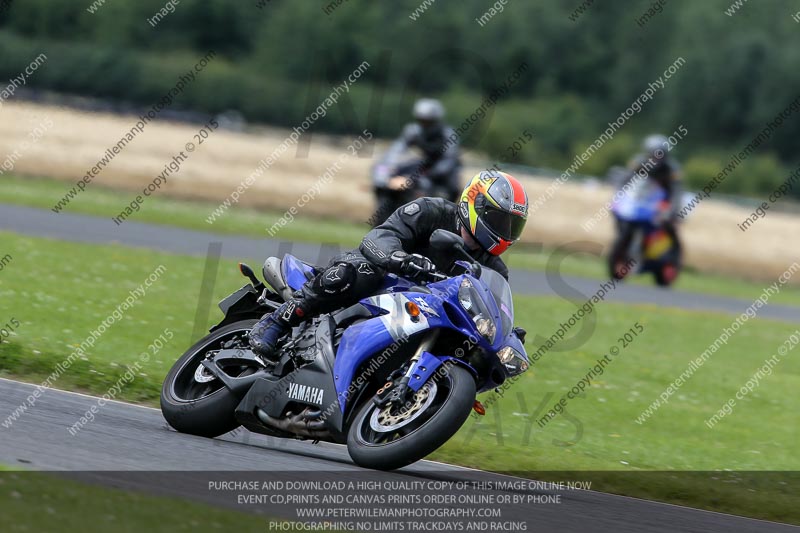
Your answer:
[655,262,679,287]
[347,365,475,470]
[160,319,258,438]
[655,231,682,287]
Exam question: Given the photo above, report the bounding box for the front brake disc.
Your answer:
[369,382,438,432]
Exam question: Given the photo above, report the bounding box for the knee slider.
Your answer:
[318,262,356,294]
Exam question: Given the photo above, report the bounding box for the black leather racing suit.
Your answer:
[271,197,508,330]
[360,197,508,280]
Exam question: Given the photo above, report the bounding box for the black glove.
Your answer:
[513,326,527,344]
[388,251,435,279]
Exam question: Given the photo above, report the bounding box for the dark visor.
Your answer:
[483,205,526,241]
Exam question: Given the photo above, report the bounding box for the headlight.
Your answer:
[458,278,496,342]
[497,346,529,376]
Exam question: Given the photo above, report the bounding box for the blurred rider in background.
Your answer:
[615,134,683,253]
[379,98,462,202]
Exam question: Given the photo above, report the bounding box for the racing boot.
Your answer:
[248,300,304,362]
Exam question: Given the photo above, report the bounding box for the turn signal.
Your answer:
[405,301,421,318]
[473,401,486,416]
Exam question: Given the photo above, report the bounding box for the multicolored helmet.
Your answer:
[458,171,528,256]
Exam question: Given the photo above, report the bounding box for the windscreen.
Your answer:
[480,268,514,335]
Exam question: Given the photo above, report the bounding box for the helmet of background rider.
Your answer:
[412,98,445,137]
[457,171,528,256]
[642,134,670,162]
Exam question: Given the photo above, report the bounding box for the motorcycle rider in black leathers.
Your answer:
[249,171,529,361]
[379,98,462,202]
[611,134,683,278]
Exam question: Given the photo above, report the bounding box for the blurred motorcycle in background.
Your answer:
[370,157,433,226]
[607,167,682,287]
[370,98,462,226]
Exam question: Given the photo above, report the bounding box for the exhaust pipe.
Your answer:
[256,407,331,439]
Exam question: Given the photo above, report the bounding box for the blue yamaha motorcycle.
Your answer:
[161,230,529,470]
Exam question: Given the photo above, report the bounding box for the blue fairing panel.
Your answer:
[333,316,397,412]
[282,255,316,292]
[333,284,486,413]
[377,274,416,293]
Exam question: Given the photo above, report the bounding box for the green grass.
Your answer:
[0,231,798,522]
[431,296,800,522]
[3,174,800,306]
[0,231,237,402]
[0,468,272,532]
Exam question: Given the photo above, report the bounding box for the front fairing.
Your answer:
[334,276,488,413]
[334,289,457,414]
[451,271,529,391]
[333,271,527,412]
[474,269,515,348]
[611,179,667,223]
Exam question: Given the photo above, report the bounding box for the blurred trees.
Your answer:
[1,0,799,198]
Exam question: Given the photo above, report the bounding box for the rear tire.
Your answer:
[347,365,475,470]
[655,263,679,287]
[160,320,258,438]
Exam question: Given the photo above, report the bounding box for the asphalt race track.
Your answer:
[0,379,795,532]
[2,203,799,322]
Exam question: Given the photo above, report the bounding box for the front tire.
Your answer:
[608,223,636,281]
[347,365,476,470]
[160,319,258,438]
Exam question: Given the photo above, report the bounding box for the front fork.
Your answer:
[376,330,441,407]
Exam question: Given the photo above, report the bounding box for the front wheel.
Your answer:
[608,223,636,281]
[347,365,476,470]
[160,319,258,438]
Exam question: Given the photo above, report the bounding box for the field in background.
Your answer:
[2,101,799,282]
[0,231,798,522]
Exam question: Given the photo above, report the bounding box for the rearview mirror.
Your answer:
[430,229,482,277]
[430,229,465,251]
